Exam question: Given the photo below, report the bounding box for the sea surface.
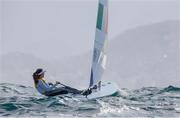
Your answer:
[0,83,180,117]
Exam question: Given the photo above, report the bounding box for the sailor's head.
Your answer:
[33,68,46,79]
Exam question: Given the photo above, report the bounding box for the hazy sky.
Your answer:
[1,0,180,61]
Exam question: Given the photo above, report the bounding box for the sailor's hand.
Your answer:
[55,81,61,84]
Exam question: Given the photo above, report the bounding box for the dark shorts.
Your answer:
[44,87,82,96]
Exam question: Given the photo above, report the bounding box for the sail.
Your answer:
[89,0,108,87]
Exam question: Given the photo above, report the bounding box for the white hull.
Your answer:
[86,82,119,100]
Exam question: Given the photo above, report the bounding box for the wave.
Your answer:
[161,85,180,93]
[0,83,180,117]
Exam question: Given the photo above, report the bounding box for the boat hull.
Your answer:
[86,82,119,100]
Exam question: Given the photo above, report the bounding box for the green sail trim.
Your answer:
[96,3,104,30]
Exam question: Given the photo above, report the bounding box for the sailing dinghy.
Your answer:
[83,0,119,99]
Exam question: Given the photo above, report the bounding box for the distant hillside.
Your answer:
[1,20,180,89]
[0,52,89,89]
[107,20,180,88]
[1,52,59,86]
[63,20,180,88]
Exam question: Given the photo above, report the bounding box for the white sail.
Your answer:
[89,0,108,87]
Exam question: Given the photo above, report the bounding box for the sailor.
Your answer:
[33,68,82,96]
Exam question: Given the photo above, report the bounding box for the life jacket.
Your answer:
[35,78,52,94]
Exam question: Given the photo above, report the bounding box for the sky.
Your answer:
[1,0,180,61]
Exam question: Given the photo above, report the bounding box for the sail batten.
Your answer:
[89,0,108,88]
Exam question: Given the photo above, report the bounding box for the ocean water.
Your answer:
[0,83,180,117]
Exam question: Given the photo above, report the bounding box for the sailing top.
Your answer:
[33,68,59,95]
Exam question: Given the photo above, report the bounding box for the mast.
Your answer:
[89,0,108,88]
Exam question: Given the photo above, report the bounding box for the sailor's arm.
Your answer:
[48,81,60,89]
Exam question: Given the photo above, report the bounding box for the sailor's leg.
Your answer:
[64,86,83,94]
[45,87,68,96]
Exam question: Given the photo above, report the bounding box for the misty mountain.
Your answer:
[107,20,180,88]
[0,52,89,89]
[62,20,180,88]
[1,20,180,89]
[0,52,59,86]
